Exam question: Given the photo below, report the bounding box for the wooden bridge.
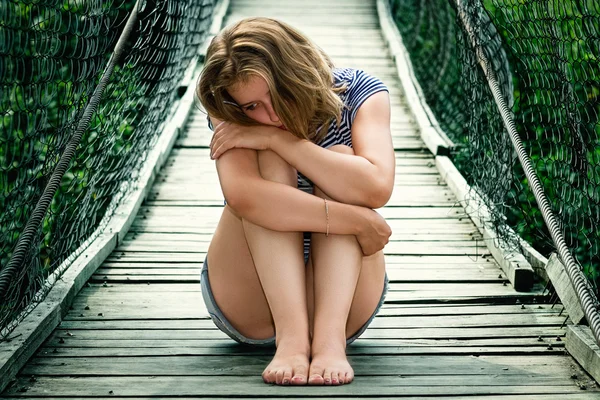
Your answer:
[1,0,599,398]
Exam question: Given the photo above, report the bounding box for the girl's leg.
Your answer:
[307,145,387,385]
[242,150,311,385]
[206,149,310,386]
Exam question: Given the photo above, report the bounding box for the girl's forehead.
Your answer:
[230,74,268,94]
[228,75,270,103]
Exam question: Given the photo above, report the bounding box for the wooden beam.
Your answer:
[546,253,585,325]
[566,325,600,384]
[376,0,454,156]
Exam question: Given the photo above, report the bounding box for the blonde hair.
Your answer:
[196,17,346,143]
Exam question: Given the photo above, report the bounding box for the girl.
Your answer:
[196,17,395,386]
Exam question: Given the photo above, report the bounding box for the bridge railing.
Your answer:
[387,0,600,343]
[0,0,219,339]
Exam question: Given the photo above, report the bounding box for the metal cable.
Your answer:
[453,0,600,345]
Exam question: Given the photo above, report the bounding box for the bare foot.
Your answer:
[308,342,354,385]
[262,341,310,385]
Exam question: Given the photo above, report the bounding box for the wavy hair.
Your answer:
[196,17,346,143]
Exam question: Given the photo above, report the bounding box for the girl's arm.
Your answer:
[270,92,395,209]
[215,147,391,255]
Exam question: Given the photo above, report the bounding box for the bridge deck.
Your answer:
[2,0,599,398]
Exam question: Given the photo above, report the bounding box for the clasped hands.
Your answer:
[209,121,391,256]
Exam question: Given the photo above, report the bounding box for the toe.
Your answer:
[308,363,325,385]
[308,374,325,385]
[332,371,341,385]
[345,371,354,384]
[262,369,272,384]
[275,369,285,385]
[267,369,277,384]
[291,364,308,385]
[282,369,293,385]
[323,369,332,385]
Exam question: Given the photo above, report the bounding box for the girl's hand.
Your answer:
[210,122,278,159]
[356,208,392,256]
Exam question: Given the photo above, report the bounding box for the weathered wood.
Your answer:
[377,0,453,155]
[4,376,594,397]
[45,326,564,340]
[59,313,566,330]
[92,268,504,283]
[112,242,488,256]
[546,253,586,324]
[36,344,565,357]
[0,233,116,395]
[3,395,599,400]
[20,354,584,376]
[566,325,600,384]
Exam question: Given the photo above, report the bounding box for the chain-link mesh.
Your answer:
[0,0,218,338]
[388,0,600,298]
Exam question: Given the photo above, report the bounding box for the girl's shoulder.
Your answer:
[332,67,389,123]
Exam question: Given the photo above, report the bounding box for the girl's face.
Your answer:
[227,75,286,129]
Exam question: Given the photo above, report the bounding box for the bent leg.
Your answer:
[206,149,310,386]
[307,145,387,386]
[242,150,311,385]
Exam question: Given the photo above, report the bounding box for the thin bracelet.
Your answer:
[324,198,329,237]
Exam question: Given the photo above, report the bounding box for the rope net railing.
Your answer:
[388,0,599,337]
[0,0,218,339]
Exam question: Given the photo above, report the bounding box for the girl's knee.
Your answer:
[257,150,297,187]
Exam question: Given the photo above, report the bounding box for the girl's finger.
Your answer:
[213,139,234,159]
[210,122,226,145]
[214,121,226,131]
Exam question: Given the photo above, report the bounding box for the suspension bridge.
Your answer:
[1,0,599,398]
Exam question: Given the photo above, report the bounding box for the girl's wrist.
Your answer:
[332,201,368,236]
[271,128,303,154]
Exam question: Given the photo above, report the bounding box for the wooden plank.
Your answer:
[4,395,599,400]
[99,261,498,271]
[128,220,482,232]
[566,325,600,384]
[20,354,584,376]
[144,185,457,203]
[123,231,480,241]
[57,311,565,329]
[103,253,498,264]
[92,268,504,283]
[57,308,567,328]
[36,345,565,357]
[112,242,488,256]
[225,14,381,28]
[42,326,569,341]
[70,281,532,294]
[4,375,595,397]
[545,253,585,324]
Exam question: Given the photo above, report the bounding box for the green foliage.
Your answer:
[389,0,600,293]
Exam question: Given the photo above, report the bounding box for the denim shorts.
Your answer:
[200,256,389,346]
